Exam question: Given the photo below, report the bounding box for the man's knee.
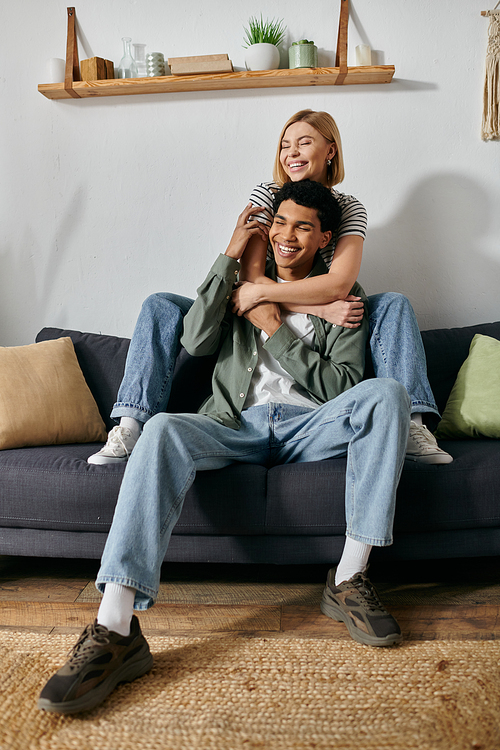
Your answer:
[355,377,410,412]
[142,411,177,440]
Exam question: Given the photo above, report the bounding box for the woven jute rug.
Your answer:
[1,630,499,750]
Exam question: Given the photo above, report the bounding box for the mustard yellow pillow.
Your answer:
[0,337,107,449]
[435,333,500,439]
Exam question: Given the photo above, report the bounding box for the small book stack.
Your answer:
[168,53,233,76]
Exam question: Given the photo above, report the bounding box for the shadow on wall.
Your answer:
[0,187,87,345]
[359,174,498,331]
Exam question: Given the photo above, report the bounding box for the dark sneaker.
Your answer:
[38,615,153,714]
[320,568,402,647]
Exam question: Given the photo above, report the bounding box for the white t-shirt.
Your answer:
[243,278,317,410]
[248,181,367,269]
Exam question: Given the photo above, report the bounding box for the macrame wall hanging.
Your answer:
[481,3,500,140]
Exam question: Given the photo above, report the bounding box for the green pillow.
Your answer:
[435,334,500,439]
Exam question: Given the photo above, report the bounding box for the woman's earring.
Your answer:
[327,159,332,166]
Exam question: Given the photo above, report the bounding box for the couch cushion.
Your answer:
[0,444,268,535]
[264,440,500,536]
[435,334,500,439]
[36,328,216,426]
[265,460,347,535]
[1,439,498,540]
[422,320,500,414]
[36,328,131,432]
[0,338,106,450]
[395,439,500,532]
[0,444,124,532]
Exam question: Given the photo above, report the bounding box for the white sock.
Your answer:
[119,417,142,441]
[97,582,136,636]
[335,537,372,585]
[411,413,423,426]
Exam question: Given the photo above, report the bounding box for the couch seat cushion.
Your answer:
[0,445,268,535]
[395,439,500,532]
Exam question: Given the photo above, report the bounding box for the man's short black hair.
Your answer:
[272,180,342,235]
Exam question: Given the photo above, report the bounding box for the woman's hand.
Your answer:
[225,204,270,261]
[317,295,365,328]
[244,301,282,337]
[231,280,265,316]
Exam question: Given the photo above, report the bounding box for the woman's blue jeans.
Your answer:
[98,378,411,609]
[111,291,439,424]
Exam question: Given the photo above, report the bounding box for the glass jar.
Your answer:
[133,43,147,77]
[117,37,138,78]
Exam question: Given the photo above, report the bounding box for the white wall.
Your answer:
[1,0,499,346]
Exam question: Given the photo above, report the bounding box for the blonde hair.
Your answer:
[272,109,345,188]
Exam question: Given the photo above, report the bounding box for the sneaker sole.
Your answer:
[405,453,453,465]
[37,651,154,714]
[87,454,130,465]
[320,591,402,648]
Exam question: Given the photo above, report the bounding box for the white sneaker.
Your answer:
[406,421,453,465]
[87,426,138,465]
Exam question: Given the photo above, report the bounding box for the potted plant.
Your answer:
[243,15,286,71]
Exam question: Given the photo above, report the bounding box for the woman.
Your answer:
[88,109,451,466]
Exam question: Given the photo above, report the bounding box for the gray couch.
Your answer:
[0,321,499,564]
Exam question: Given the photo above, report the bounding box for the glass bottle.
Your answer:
[133,44,147,77]
[117,37,138,78]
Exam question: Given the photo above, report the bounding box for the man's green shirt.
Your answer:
[181,253,369,429]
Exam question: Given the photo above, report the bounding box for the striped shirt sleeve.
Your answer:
[248,182,278,227]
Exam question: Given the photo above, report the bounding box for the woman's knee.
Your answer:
[141,292,184,320]
[368,292,413,317]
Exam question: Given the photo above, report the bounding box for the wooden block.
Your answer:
[169,60,233,75]
[167,53,229,65]
[168,53,233,76]
[81,57,112,81]
[105,59,114,79]
[170,60,233,76]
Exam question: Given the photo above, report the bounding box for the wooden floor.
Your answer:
[0,555,499,641]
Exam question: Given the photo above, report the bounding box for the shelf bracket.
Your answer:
[335,0,349,85]
[64,7,81,98]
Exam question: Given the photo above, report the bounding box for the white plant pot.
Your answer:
[244,43,280,71]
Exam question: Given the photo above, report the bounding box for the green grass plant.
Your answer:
[243,15,286,48]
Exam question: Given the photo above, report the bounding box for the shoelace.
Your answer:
[409,424,437,450]
[107,426,133,457]
[348,573,388,613]
[67,621,110,670]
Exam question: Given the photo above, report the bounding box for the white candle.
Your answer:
[46,58,66,83]
[355,44,371,66]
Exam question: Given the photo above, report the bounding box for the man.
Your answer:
[39,180,410,715]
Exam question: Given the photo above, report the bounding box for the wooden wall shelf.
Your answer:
[38,65,395,100]
[38,3,395,101]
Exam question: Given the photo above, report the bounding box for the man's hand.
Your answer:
[317,296,365,328]
[225,203,270,261]
[243,301,282,338]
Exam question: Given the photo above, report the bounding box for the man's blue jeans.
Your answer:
[111,291,438,425]
[98,378,411,609]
